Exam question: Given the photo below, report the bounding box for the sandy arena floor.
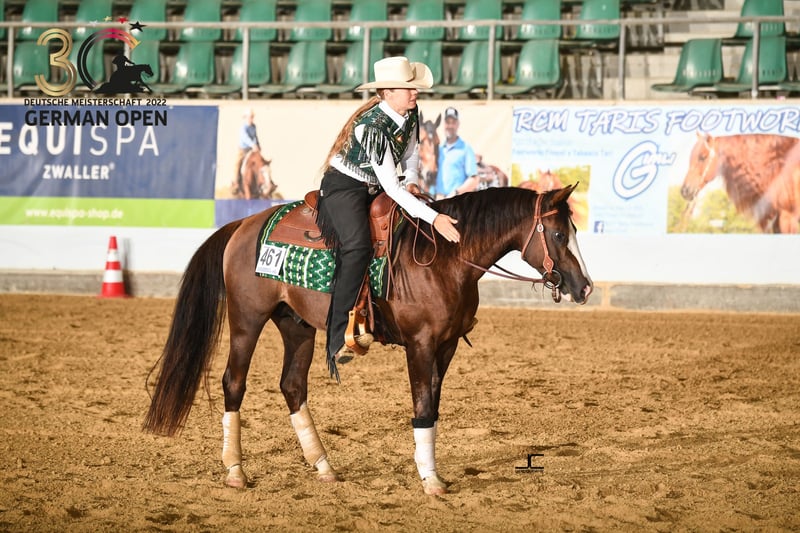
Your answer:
[0,294,798,532]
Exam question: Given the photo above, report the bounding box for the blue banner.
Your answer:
[0,104,218,199]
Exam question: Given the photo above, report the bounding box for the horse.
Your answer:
[238,149,280,200]
[681,132,800,233]
[418,113,441,195]
[142,186,593,496]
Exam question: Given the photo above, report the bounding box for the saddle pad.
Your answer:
[255,201,388,297]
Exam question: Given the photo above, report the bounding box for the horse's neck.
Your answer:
[718,136,789,211]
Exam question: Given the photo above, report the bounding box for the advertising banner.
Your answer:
[511,104,800,234]
[0,104,218,227]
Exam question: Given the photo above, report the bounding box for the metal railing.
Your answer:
[1,13,795,100]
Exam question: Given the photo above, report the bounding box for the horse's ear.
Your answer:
[549,182,577,205]
[697,131,713,148]
[435,113,441,128]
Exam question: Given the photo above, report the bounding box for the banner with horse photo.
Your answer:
[511,103,800,235]
[0,104,218,227]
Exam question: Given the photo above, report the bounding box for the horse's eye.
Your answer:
[553,231,566,244]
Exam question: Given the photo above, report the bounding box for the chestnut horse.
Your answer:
[418,113,441,195]
[142,186,593,495]
[681,133,800,233]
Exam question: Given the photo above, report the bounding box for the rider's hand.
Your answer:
[405,183,421,195]
[433,214,460,243]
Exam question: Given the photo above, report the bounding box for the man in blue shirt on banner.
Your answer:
[435,107,478,199]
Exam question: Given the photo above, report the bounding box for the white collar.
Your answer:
[379,100,406,128]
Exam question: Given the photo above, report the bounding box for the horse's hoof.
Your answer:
[317,471,340,483]
[224,465,248,489]
[422,474,448,496]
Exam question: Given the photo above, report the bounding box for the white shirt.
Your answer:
[330,101,439,225]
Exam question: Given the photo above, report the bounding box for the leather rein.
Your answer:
[400,193,565,303]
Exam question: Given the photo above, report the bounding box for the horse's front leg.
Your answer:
[274,307,339,483]
[406,340,452,496]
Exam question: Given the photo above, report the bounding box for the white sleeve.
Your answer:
[372,151,439,225]
[399,133,421,186]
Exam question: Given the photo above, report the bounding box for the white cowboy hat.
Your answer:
[356,56,434,91]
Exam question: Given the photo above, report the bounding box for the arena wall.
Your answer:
[1,98,799,312]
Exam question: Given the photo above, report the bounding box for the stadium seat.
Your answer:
[727,0,784,42]
[179,0,222,42]
[260,40,327,94]
[203,42,273,96]
[12,41,50,88]
[128,0,168,41]
[714,36,788,93]
[150,41,216,94]
[317,40,384,95]
[404,40,443,85]
[651,38,723,94]
[458,0,503,41]
[495,39,561,96]
[235,0,277,42]
[346,0,388,42]
[17,0,58,41]
[0,0,7,40]
[73,0,113,41]
[436,40,501,95]
[402,0,445,41]
[290,0,332,42]
[571,0,620,44]
[518,0,562,41]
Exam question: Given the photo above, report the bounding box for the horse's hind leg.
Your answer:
[220,301,270,488]
[273,304,339,482]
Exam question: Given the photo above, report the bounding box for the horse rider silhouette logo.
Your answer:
[94,50,153,94]
[34,19,153,96]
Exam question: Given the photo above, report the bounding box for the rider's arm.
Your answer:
[371,149,438,225]
[398,134,421,189]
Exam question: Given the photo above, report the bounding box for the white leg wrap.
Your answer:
[221,411,247,488]
[414,424,438,480]
[290,403,336,478]
[222,411,243,468]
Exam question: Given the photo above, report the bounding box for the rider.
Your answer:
[315,56,461,371]
[231,109,262,196]
[111,51,136,72]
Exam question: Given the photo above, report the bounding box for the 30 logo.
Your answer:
[35,20,150,96]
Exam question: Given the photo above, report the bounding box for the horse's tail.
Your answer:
[142,219,243,436]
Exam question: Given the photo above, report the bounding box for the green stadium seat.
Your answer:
[179,0,221,42]
[572,0,620,44]
[495,39,561,96]
[18,0,58,41]
[458,0,503,41]
[436,40,501,95]
[518,0,562,41]
[150,41,216,94]
[260,40,327,94]
[13,41,50,88]
[346,0,388,42]
[235,0,277,42]
[727,0,784,42]
[402,0,445,41]
[651,38,723,94]
[404,40,443,85]
[204,42,273,96]
[317,40,384,94]
[290,0,332,42]
[73,0,113,41]
[714,36,788,93]
[0,0,6,40]
[128,0,168,41]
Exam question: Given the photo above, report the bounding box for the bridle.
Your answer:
[403,193,565,303]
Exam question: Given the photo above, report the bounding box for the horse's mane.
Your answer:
[398,187,545,260]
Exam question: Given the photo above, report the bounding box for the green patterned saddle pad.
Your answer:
[255,201,388,298]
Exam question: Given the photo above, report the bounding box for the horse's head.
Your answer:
[682,132,719,201]
[141,64,154,78]
[522,185,593,304]
[418,113,441,193]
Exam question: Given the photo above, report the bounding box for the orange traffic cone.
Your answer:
[99,236,128,298]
